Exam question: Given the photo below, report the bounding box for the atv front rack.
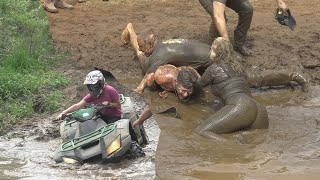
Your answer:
[60,124,117,152]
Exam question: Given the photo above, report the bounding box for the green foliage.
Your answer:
[0,0,69,133]
[46,92,66,113]
[0,0,54,60]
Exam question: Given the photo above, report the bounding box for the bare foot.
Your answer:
[121,25,130,46]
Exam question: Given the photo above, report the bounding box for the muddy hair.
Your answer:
[213,37,244,73]
[137,29,156,45]
[176,67,202,97]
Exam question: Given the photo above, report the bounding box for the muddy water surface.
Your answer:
[152,86,320,179]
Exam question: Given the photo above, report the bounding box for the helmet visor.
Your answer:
[87,82,103,98]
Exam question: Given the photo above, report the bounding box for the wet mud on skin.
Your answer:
[1,0,320,179]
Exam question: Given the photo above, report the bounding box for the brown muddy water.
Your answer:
[1,81,320,179]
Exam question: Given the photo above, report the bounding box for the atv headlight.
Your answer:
[106,135,121,155]
[62,157,79,164]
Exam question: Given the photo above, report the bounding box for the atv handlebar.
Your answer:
[62,104,112,122]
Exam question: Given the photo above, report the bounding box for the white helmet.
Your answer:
[84,70,105,98]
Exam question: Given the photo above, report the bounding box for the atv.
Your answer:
[53,94,148,164]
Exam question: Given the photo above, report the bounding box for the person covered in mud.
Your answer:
[43,0,74,13]
[185,37,308,139]
[198,0,288,56]
[137,64,200,99]
[132,58,308,129]
[56,70,122,124]
[132,66,202,127]
[121,23,213,94]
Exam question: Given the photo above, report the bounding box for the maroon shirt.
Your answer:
[83,85,122,117]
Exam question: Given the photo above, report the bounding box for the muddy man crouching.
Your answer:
[193,37,308,140]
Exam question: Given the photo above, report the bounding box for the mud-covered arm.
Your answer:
[197,65,215,88]
[212,1,228,40]
[57,99,88,120]
[133,105,153,127]
[134,73,155,94]
[126,23,147,60]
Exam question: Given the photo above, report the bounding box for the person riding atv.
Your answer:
[57,70,122,124]
[54,94,148,164]
[54,70,148,163]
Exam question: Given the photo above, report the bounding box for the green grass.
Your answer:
[0,0,69,134]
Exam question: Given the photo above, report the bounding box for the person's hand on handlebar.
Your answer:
[56,112,66,121]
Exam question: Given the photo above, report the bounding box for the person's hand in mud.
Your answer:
[133,106,153,127]
[133,87,144,94]
[159,90,169,98]
[134,73,155,94]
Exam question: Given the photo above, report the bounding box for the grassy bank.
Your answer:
[0,0,69,134]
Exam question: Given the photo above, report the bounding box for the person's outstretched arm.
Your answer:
[133,105,153,127]
[56,99,87,120]
[212,1,228,40]
[134,73,155,94]
[121,23,145,60]
[275,0,288,11]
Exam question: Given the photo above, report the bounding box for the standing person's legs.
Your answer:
[44,0,58,13]
[226,0,253,56]
[199,0,228,43]
[54,0,74,10]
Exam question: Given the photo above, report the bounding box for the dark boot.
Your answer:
[233,30,253,56]
[246,69,309,92]
[229,0,253,56]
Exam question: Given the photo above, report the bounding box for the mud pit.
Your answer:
[1,0,320,179]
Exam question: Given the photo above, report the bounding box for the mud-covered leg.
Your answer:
[199,0,216,42]
[250,101,269,129]
[227,0,253,56]
[246,69,309,92]
[196,96,257,139]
